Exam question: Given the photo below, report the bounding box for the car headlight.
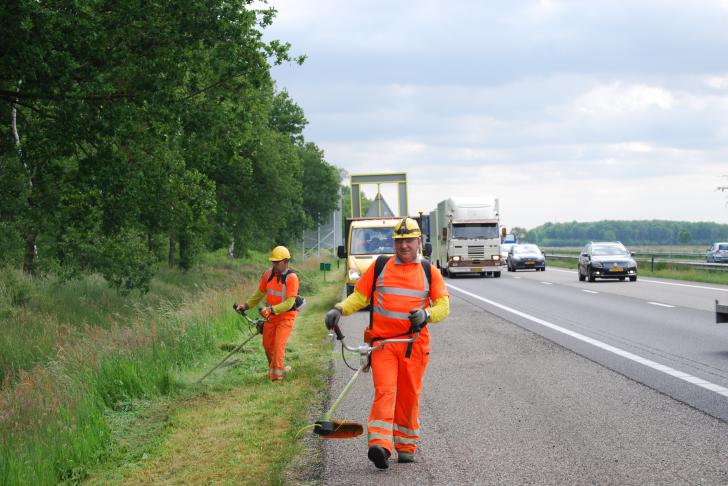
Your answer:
[348,268,361,281]
[451,256,461,261]
[591,261,603,268]
[492,255,500,261]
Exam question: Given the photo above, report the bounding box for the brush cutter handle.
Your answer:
[338,331,420,355]
[233,304,265,327]
[331,323,345,341]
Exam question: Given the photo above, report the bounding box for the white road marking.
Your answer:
[582,289,599,294]
[447,283,728,399]
[647,301,675,308]
[513,276,521,279]
[540,282,552,285]
[639,278,728,293]
[548,267,728,292]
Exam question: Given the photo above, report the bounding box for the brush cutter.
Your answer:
[196,305,265,384]
[313,323,420,439]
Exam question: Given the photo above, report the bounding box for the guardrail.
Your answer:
[544,253,728,272]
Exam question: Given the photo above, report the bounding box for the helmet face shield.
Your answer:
[393,218,422,239]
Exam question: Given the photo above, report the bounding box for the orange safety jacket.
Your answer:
[259,270,299,321]
[355,256,447,347]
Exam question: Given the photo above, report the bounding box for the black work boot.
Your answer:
[367,445,390,469]
[397,451,415,463]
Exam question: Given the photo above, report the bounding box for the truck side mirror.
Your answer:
[501,227,507,238]
[442,227,447,240]
[424,243,432,257]
[337,245,347,259]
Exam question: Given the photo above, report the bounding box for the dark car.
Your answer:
[578,242,637,282]
[706,242,728,263]
[507,244,545,271]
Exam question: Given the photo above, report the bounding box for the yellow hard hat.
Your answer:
[269,246,291,262]
[393,218,422,239]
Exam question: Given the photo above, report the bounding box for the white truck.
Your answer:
[429,197,502,278]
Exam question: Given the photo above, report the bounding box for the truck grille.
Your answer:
[468,245,485,259]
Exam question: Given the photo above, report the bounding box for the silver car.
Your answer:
[706,242,728,263]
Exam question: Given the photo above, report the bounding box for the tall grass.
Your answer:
[0,251,280,485]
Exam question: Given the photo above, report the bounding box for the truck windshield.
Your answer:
[350,227,395,255]
[452,223,498,239]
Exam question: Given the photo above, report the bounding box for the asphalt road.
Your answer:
[448,267,728,421]
[317,272,728,485]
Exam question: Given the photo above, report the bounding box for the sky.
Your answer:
[264,0,728,229]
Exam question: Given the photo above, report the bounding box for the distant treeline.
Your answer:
[526,220,728,247]
[0,2,341,292]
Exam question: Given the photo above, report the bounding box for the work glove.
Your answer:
[324,307,342,330]
[408,308,429,332]
[259,306,274,320]
[234,303,249,313]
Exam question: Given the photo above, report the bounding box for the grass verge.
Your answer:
[78,265,342,485]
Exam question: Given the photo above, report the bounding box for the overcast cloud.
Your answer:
[266,0,728,229]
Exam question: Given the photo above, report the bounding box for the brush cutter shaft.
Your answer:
[330,324,419,356]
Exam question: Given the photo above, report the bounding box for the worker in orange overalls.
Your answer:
[324,218,449,469]
[236,246,299,382]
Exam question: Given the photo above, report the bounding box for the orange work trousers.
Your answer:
[367,340,429,455]
[261,317,294,381]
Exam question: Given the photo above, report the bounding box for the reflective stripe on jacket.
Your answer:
[259,270,299,320]
[369,257,431,340]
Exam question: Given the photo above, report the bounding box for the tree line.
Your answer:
[526,220,728,247]
[0,1,341,291]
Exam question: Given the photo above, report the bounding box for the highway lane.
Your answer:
[318,292,728,484]
[446,269,728,421]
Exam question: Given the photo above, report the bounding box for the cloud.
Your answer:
[266,0,728,227]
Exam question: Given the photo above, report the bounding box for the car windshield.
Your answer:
[350,227,394,255]
[514,244,540,254]
[452,223,498,239]
[592,245,629,256]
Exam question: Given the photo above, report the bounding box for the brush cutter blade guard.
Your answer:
[313,420,364,439]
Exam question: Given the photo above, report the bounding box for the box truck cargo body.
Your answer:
[430,197,502,278]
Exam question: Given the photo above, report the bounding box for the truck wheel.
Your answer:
[578,269,585,281]
[494,271,501,278]
[629,275,637,282]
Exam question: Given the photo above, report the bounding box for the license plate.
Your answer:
[609,267,623,272]
[472,268,482,272]
[526,261,535,265]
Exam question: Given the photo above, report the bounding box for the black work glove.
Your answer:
[408,309,429,332]
[324,307,342,330]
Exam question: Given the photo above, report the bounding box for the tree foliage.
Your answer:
[527,220,728,247]
[0,0,341,290]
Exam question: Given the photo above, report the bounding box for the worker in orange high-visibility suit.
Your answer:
[324,218,449,469]
[236,246,299,382]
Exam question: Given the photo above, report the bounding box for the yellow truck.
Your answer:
[337,216,429,295]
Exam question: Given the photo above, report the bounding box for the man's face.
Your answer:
[272,259,289,274]
[394,237,420,263]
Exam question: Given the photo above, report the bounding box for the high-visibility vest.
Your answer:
[262,270,299,320]
[369,257,432,340]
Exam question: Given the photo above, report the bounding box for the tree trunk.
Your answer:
[22,231,36,274]
[168,235,176,269]
[227,238,235,266]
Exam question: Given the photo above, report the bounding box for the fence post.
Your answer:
[651,256,654,272]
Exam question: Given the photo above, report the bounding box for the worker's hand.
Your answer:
[259,306,273,320]
[234,303,249,313]
[408,308,429,332]
[324,307,342,330]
